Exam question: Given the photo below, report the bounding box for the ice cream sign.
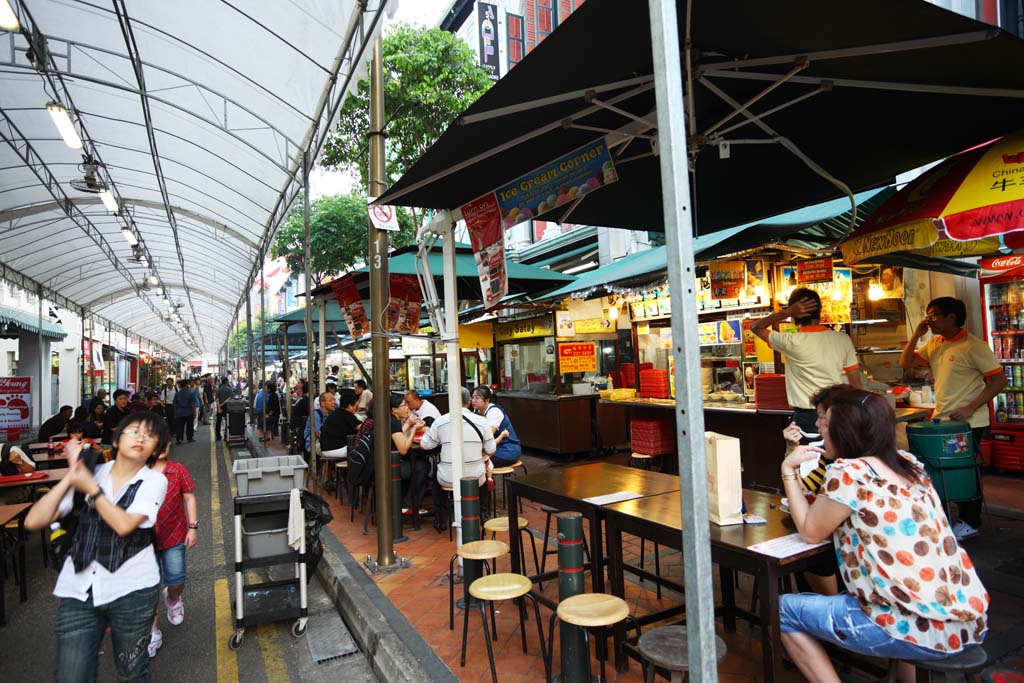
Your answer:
[0,377,31,440]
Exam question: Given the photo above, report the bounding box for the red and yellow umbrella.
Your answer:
[841,130,1024,265]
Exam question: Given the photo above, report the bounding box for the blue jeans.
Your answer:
[157,543,187,587]
[57,584,159,682]
[780,592,958,661]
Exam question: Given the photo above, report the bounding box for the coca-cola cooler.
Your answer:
[979,254,1024,472]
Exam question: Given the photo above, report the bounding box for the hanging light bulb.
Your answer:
[868,282,883,301]
[607,305,619,321]
[148,274,158,286]
[831,287,843,301]
[0,0,20,31]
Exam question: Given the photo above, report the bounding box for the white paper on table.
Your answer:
[583,490,644,506]
[747,532,829,558]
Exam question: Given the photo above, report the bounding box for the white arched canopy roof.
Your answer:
[0,0,393,357]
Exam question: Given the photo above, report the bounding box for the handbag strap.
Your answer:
[461,414,485,442]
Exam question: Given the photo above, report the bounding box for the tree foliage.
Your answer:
[227,309,273,359]
[321,24,492,227]
[270,191,417,289]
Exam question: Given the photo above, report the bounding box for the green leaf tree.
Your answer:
[270,191,417,289]
[321,24,492,228]
[227,309,273,359]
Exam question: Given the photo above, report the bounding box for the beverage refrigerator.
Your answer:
[980,271,1024,472]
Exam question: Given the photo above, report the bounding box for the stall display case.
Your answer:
[981,274,1024,471]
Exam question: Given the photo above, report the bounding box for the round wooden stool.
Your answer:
[546,593,634,683]
[334,460,348,504]
[439,484,454,540]
[462,573,548,683]
[638,625,727,682]
[490,459,526,516]
[484,516,541,577]
[887,644,988,683]
[448,540,508,631]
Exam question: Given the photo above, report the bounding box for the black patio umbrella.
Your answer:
[377,0,1024,237]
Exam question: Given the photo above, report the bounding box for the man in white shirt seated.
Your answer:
[404,390,442,426]
[420,388,496,533]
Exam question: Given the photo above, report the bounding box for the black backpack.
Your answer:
[346,418,376,497]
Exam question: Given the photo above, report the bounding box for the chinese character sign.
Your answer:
[557,342,597,373]
[0,377,31,441]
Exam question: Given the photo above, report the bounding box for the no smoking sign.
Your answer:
[368,200,399,232]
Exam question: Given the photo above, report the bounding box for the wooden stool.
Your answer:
[462,573,548,683]
[440,484,454,541]
[546,593,633,683]
[887,644,988,683]
[484,516,541,577]
[638,625,727,682]
[629,452,664,472]
[490,460,527,516]
[449,540,508,631]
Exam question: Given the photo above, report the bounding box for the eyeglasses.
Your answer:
[122,428,158,442]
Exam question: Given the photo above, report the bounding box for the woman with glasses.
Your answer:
[778,389,988,683]
[26,412,169,682]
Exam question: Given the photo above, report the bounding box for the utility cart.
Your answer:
[228,488,308,649]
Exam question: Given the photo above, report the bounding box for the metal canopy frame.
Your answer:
[0,0,392,359]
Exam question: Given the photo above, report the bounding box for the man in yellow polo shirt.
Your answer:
[899,296,1006,539]
[751,288,862,439]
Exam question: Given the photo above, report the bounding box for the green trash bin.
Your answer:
[906,420,978,502]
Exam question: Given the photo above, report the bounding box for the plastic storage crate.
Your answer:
[233,455,308,496]
[240,512,290,559]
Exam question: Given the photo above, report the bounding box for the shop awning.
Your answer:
[377,0,1024,240]
[0,304,67,340]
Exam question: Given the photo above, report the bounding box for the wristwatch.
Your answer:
[188,521,199,530]
[85,489,104,509]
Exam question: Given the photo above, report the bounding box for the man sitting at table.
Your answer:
[102,389,130,444]
[0,441,37,503]
[421,388,496,533]
[38,405,73,442]
[320,389,361,459]
[404,390,441,426]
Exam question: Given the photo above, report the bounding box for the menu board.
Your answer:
[698,322,718,345]
[797,256,834,283]
[697,320,741,346]
[0,377,31,441]
[558,342,597,373]
[710,261,745,300]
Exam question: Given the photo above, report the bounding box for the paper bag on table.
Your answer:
[705,431,743,526]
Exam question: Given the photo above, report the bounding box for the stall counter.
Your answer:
[494,391,619,456]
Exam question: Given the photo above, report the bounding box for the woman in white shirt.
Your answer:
[26,412,169,682]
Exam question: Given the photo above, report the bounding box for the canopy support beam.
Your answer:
[704,69,1024,99]
[650,0,718,679]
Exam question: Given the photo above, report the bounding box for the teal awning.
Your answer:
[538,188,890,301]
[0,305,67,340]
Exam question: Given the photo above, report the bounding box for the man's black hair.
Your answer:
[355,379,368,390]
[927,297,967,327]
[336,389,357,409]
[787,288,822,326]
[112,389,129,400]
[59,405,73,414]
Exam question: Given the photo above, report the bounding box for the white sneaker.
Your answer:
[163,587,185,626]
[148,629,163,658]
[952,520,980,541]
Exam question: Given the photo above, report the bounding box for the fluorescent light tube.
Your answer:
[45,101,83,150]
[121,226,138,247]
[0,0,19,31]
[98,189,119,213]
[148,274,158,286]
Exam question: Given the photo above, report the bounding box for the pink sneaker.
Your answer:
[148,629,163,658]
[163,587,185,626]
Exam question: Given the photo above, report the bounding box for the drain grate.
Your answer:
[305,610,360,664]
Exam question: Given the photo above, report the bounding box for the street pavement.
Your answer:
[0,422,377,682]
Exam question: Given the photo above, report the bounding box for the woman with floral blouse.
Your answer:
[779,388,988,683]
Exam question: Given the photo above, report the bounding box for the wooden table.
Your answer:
[0,468,68,491]
[30,452,68,470]
[604,489,833,682]
[0,503,31,626]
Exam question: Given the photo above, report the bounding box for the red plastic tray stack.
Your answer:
[754,373,791,411]
[630,418,675,456]
[619,363,636,388]
[639,368,670,399]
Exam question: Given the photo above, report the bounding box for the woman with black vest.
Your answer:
[26,412,169,682]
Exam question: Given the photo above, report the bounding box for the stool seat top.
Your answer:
[638,625,727,670]
[484,516,529,532]
[458,539,509,560]
[491,466,517,475]
[557,593,630,627]
[335,461,348,467]
[469,573,532,601]
[630,452,659,459]
[909,644,987,672]
[441,485,453,491]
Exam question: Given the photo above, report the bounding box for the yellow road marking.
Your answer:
[222,443,237,499]
[214,578,238,682]
[211,431,238,683]
[257,622,290,683]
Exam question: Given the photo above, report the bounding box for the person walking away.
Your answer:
[146,441,197,657]
[750,288,862,441]
[202,379,214,425]
[188,380,201,433]
[159,379,176,429]
[354,379,372,416]
[290,383,309,454]
[102,390,131,444]
[39,405,73,442]
[421,388,496,532]
[214,377,234,442]
[404,390,441,426]
[253,384,266,437]
[24,412,169,682]
[898,296,1005,540]
[778,389,987,683]
[173,380,197,445]
[262,381,280,443]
